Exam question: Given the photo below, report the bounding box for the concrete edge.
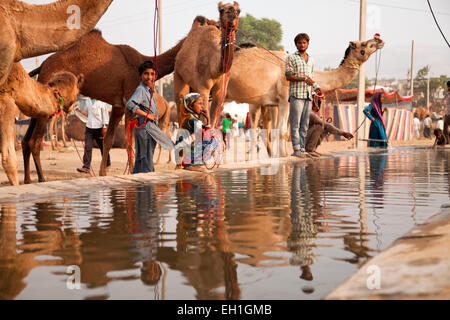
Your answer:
[324,205,450,300]
[0,155,315,204]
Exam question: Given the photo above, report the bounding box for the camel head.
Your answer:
[46,72,85,113]
[218,1,241,30]
[342,37,385,67]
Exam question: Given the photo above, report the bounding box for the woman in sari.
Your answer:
[363,91,388,148]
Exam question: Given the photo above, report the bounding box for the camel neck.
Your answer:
[219,28,236,73]
[314,62,360,92]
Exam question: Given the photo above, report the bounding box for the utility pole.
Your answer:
[427,67,430,112]
[356,0,366,149]
[410,40,414,97]
[157,0,164,97]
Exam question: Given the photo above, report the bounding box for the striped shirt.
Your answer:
[285,51,320,100]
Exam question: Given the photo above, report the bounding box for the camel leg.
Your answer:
[277,100,290,157]
[30,119,50,183]
[173,72,190,122]
[61,112,68,147]
[49,116,58,151]
[124,110,135,174]
[22,118,50,184]
[261,106,272,157]
[248,104,261,161]
[22,118,36,184]
[0,97,19,185]
[99,105,124,176]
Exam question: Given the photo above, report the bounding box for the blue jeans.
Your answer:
[289,97,312,151]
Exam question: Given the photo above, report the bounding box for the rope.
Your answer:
[124,0,160,173]
[427,0,450,48]
[352,47,383,137]
[66,114,96,177]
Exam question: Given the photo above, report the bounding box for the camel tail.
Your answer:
[28,66,41,78]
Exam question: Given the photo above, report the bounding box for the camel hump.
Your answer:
[193,15,219,28]
[28,66,41,77]
[235,43,255,52]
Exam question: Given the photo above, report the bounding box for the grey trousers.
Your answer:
[132,127,156,174]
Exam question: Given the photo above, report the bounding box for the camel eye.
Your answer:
[360,50,365,55]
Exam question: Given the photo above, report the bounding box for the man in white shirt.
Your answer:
[443,80,450,144]
[413,113,420,139]
[77,98,111,173]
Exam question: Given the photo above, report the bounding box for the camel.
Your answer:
[0,0,113,86]
[22,29,183,183]
[0,62,83,185]
[226,37,385,156]
[174,1,240,127]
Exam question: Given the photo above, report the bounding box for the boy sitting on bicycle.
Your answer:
[175,93,220,172]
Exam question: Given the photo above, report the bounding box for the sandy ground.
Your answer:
[1,135,433,187]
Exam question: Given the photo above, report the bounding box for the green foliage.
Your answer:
[235,14,283,50]
[411,65,447,110]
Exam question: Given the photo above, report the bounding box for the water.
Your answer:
[0,148,449,300]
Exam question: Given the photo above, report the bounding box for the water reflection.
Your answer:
[0,148,449,299]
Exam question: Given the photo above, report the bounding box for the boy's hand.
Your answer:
[304,76,315,86]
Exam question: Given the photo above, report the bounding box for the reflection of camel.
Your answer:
[0,201,82,299]
[174,2,240,126]
[1,63,83,185]
[157,175,241,299]
[0,0,113,86]
[228,38,384,156]
[22,30,182,183]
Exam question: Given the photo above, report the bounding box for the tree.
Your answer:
[413,66,447,111]
[235,14,283,50]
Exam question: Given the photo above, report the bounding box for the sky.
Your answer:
[22,0,450,80]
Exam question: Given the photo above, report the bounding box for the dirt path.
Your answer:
[1,136,433,187]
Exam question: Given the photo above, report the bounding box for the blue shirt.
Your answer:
[126,82,158,127]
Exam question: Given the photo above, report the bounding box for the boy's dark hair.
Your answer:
[294,33,310,44]
[226,113,231,119]
[434,128,442,136]
[138,60,155,75]
[447,80,450,87]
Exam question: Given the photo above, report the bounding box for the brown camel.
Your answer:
[226,37,385,156]
[1,62,83,185]
[174,2,240,127]
[155,101,178,165]
[0,0,113,86]
[22,29,182,183]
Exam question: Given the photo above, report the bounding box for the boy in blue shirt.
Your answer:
[126,60,158,173]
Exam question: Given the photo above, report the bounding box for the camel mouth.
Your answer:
[375,39,385,49]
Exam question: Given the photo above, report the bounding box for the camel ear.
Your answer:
[218,1,223,10]
[349,41,357,49]
[234,1,240,10]
[77,74,85,88]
